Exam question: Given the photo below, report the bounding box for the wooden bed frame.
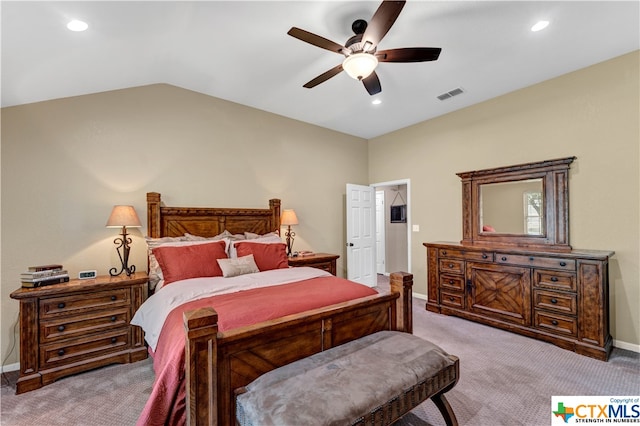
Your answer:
[146,192,414,426]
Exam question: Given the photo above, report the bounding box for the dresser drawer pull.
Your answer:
[482,254,488,259]
[448,263,454,268]
[57,325,65,332]
[448,280,454,284]
[442,251,447,255]
[111,337,117,344]
[559,262,567,267]
[448,297,455,302]
[551,277,558,282]
[551,320,559,326]
[58,302,65,309]
[58,349,65,356]
[111,295,117,301]
[501,257,507,261]
[551,298,558,304]
[110,316,117,322]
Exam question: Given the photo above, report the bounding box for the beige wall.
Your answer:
[368,51,639,349]
[0,84,369,365]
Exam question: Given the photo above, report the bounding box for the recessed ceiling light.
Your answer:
[531,20,549,32]
[67,20,88,32]
[372,99,382,105]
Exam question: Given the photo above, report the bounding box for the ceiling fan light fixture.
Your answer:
[342,53,378,80]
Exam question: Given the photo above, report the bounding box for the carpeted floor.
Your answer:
[1,275,638,425]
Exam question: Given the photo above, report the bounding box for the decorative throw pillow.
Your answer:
[217,254,260,278]
[145,235,191,290]
[234,242,289,272]
[229,234,282,258]
[152,240,228,286]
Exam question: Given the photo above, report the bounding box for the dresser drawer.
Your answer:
[533,290,577,315]
[533,270,577,292]
[440,275,464,291]
[440,290,464,309]
[40,308,130,343]
[495,253,576,271]
[40,328,130,369]
[40,288,130,318]
[439,259,465,274]
[439,248,492,262]
[534,311,577,337]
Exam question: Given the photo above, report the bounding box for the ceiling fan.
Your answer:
[287,0,441,96]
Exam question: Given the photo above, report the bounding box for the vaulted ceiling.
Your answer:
[2,1,638,138]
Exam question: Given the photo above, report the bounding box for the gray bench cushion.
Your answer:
[236,330,456,426]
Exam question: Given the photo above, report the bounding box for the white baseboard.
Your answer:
[1,362,19,373]
[613,339,640,353]
[412,292,427,300]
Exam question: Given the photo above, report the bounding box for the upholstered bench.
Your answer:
[235,331,459,426]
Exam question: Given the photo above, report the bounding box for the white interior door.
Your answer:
[375,190,386,274]
[346,184,376,287]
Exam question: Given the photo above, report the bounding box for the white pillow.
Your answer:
[216,254,260,278]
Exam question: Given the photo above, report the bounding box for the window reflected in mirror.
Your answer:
[480,178,544,235]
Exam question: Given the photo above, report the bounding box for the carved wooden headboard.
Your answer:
[146,192,281,238]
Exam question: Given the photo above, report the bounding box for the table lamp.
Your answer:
[106,205,142,276]
[281,209,299,257]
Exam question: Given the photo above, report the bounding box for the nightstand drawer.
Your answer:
[40,288,130,318]
[40,328,130,369]
[40,308,130,343]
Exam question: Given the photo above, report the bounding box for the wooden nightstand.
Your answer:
[10,272,148,394]
[288,253,339,276]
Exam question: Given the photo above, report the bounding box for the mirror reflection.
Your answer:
[480,178,544,235]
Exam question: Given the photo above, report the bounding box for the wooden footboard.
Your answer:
[184,272,413,426]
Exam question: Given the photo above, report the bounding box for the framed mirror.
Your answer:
[458,157,576,252]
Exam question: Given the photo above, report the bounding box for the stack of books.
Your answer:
[21,264,69,288]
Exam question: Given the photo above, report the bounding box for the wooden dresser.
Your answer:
[10,272,148,393]
[424,242,613,360]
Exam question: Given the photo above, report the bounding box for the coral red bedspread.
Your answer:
[136,276,377,426]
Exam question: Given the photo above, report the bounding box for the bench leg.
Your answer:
[431,393,459,426]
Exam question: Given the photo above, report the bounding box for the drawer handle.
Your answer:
[58,302,65,309]
[501,257,507,261]
[448,263,454,268]
[482,254,488,259]
[57,325,65,332]
[448,297,455,301]
[559,261,567,267]
[58,349,65,356]
[551,298,558,304]
[110,316,117,322]
[551,320,559,326]
[529,257,534,261]
[111,337,117,344]
[111,295,117,301]
[448,280,454,284]
[551,277,558,282]
[442,251,447,255]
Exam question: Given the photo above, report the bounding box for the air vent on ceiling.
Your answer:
[437,87,464,101]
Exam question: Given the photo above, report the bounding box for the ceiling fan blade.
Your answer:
[362,1,406,48]
[303,64,344,88]
[288,27,345,54]
[376,47,442,63]
[362,71,382,95]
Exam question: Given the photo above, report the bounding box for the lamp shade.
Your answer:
[281,209,299,226]
[106,205,142,228]
[342,53,378,80]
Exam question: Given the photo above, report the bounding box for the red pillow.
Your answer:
[152,240,227,285]
[234,242,288,271]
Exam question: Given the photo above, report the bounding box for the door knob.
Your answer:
[346,243,354,247]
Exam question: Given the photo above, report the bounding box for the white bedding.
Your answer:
[131,267,331,351]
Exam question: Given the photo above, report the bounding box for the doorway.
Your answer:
[373,179,410,275]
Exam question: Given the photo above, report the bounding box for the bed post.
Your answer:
[147,192,161,238]
[184,308,219,426]
[390,272,413,333]
[269,198,281,232]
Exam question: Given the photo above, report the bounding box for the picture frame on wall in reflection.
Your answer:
[390,205,406,223]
